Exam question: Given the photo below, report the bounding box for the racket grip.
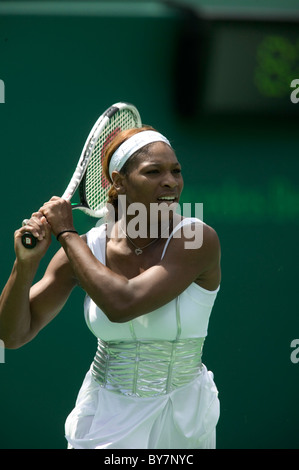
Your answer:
[21,232,37,249]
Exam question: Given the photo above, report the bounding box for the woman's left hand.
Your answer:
[39,197,75,238]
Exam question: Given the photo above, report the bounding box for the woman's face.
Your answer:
[115,142,184,224]
[125,142,182,199]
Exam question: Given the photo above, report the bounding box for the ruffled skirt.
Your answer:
[65,364,219,449]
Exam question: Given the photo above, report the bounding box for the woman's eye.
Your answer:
[144,167,181,175]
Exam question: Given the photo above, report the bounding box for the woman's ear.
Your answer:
[111,171,126,194]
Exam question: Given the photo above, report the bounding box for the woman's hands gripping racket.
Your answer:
[21,102,142,248]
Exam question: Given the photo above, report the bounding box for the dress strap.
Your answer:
[161,217,202,260]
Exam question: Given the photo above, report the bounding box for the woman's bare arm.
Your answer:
[0,215,77,349]
[35,197,221,324]
[1,197,220,346]
[58,222,220,323]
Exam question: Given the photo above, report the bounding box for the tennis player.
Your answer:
[0,126,221,449]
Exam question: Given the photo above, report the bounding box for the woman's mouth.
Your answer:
[157,196,177,203]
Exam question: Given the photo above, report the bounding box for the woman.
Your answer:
[0,125,221,449]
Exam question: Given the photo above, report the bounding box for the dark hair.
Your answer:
[103,125,158,218]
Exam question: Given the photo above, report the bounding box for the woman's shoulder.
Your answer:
[161,216,220,289]
[193,221,221,289]
[171,215,219,251]
[173,217,221,290]
[179,216,220,269]
[162,215,220,262]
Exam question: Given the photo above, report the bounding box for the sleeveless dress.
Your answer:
[65,218,220,449]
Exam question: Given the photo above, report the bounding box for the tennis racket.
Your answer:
[22,102,142,248]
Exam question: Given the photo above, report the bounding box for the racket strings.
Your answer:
[84,109,140,212]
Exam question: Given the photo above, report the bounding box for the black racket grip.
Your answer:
[21,232,37,249]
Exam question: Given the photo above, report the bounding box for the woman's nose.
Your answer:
[161,172,178,188]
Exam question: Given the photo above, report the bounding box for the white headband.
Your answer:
[109,130,171,179]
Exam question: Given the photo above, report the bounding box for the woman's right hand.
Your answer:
[14,212,52,262]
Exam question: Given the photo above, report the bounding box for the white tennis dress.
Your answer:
[65,218,220,449]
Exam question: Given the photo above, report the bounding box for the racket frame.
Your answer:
[21,102,142,247]
[62,102,142,218]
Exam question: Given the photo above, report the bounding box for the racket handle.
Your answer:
[21,232,37,249]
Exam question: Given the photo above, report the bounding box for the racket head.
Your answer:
[63,102,142,218]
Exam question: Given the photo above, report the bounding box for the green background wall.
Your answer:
[0,1,299,449]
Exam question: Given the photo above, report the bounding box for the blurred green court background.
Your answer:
[0,0,299,449]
